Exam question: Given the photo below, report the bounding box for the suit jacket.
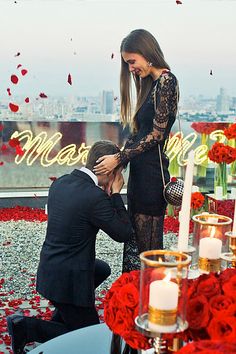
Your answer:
[36,169,133,307]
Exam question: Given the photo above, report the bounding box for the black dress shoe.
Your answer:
[7,314,27,354]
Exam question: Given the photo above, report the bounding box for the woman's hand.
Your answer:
[93,154,119,175]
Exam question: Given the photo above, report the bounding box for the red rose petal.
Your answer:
[111,53,114,59]
[0,162,4,166]
[176,0,182,3]
[25,97,30,103]
[67,73,72,85]
[17,64,22,69]
[49,176,57,181]
[210,69,213,75]
[0,123,4,131]
[14,52,20,57]
[21,69,28,76]
[39,92,48,98]
[1,144,8,151]
[9,137,20,147]
[9,103,19,113]
[7,88,12,96]
[10,74,19,84]
[15,145,24,156]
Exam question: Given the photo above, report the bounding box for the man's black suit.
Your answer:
[23,169,133,344]
[37,169,132,306]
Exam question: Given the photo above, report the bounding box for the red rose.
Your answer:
[209,294,233,317]
[177,340,236,354]
[117,283,139,308]
[122,329,150,350]
[222,274,236,297]
[207,317,236,340]
[187,295,210,329]
[219,268,236,284]
[191,192,205,210]
[196,273,221,299]
[112,307,134,334]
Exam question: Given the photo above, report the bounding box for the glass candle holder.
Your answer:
[135,250,191,339]
[221,231,236,268]
[192,212,232,273]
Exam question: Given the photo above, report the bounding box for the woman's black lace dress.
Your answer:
[119,71,179,272]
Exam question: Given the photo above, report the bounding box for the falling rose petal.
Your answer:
[111,53,114,59]
[39,92,48,98]
[210,69,213,76]
[17,64,22,69]
[14,52,20,57]
[49,176,57,181]
[176,0,182,4]
[114,97,118,101]
[9,102,19,113]
[67,73,72,85]
[0,123,4,131]
[15,145,24,156]
[7,88,12,96]
[1,144,7,151]
[10,74,19,84]
[0,162,4,166]
[25,97,30,103]
[9,137,20,147]
[21,69,28,76]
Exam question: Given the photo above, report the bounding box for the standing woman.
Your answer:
[94,29,179,272]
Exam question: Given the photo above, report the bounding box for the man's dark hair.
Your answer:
[86,140,120,170]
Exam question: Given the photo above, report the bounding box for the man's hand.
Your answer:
[111,168,124,194]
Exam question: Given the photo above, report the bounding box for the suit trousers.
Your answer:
[24,259,111,344]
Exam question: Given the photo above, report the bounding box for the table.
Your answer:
[29,323,113,354]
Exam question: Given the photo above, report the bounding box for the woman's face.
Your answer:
[122,52,151,78]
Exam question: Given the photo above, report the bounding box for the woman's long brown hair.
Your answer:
[120,29,170,132]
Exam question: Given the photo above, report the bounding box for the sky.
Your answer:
[0,0,236,99]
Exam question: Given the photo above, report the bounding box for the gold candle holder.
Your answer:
[192,213,232,272]
[149,306,177,326]
[198,257,221,273]
[135,250,191,354]
[221,231,236,268]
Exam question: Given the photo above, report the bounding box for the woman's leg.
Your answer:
[133,213,164,253]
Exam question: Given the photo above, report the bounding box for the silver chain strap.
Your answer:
[153,79,183,188]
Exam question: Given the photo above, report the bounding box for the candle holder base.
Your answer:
[135,314,188,354]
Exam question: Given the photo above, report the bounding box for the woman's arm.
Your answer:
[93,73,178,175]
[118,73,178,165]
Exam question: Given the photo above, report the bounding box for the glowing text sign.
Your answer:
[10,129,226,167]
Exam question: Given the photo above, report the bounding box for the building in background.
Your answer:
[102,90,114,114]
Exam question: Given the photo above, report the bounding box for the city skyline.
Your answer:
[0,0,236,100]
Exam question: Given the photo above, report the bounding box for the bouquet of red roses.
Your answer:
[208,142,236,164]
[185,269,236,342]
[191,192,205,210]
[103,270,150,351]
[224,123,236,140]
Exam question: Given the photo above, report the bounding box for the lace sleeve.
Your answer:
[118,73,178,165]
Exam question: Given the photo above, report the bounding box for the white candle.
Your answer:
[231,188,236,199]
[232,200,236,236]
[178,150,195,251]
[215,186,223,200]
[148,276,178,333]
[192,185,199,193]
[45,204,48,215]
[199,227,222,259]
